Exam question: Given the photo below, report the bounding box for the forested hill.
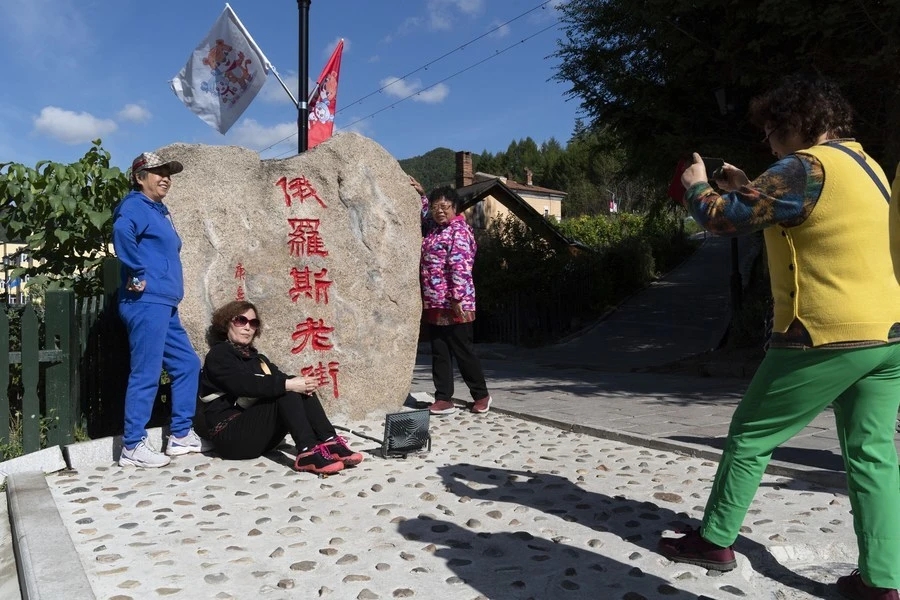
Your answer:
[398,147,456,192]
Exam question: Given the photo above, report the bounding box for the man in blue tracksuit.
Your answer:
[112,151,202,467]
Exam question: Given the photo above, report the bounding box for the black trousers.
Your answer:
[211,392,335,459]
[429,322,489,402]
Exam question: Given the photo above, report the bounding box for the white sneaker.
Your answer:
[119,438,171,468]
[165,428,208,456]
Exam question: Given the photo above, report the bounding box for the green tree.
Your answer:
[0,140,129,295]
[554,0,900,179]
[473,150,501,178]
[398,147,457,191]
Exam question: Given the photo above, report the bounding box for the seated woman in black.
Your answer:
[195,300,363,474]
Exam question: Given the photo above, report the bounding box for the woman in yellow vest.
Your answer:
[658,74,900,599]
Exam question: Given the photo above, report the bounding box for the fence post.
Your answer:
[0,309,8,444]
[103,257,120,296]
[21,303,40,453]
[45,290,77,445]
[93,256,128,438]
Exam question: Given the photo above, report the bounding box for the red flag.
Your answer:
[667,158,688,205]
[308,40,344,149]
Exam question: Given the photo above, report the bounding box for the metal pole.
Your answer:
[730,237,742,310]
[297,0,311,153]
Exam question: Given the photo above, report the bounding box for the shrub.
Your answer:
[473,210,698,344]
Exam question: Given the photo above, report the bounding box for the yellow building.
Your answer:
[452,151,577,254]
[453,150,566,230]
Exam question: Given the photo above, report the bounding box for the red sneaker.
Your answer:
[429,399,457,415]
[294,446,344,475]
[837,570,900,599]
[323,436,364,466]
[658,528,736,571]
[471,395,492,414]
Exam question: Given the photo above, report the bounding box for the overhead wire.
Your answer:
[256,0,559,157]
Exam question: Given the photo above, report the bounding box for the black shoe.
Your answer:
[323,436,364,466]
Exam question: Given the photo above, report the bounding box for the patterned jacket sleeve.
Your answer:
[685,154,823,236]
[448,221,476,302]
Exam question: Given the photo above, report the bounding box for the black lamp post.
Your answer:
[297,0,311,153]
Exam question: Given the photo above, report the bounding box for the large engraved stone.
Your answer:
[157,133,422,419]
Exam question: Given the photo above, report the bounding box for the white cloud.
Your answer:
[489,20,511,38]
[117,104,151,124]
[427,0,484,30]
[379,77,449,104]
[259,73,301,104]
[33,107,117,145]
[229,119,297,152]
[382,17,424,44]
[530,0,565,23]
[416,84,450,103]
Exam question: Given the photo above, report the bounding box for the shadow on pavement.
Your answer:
[431,464,840,599]
[395,515,707,600]
[668,435,845,472]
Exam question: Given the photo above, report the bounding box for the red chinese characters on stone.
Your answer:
[291,317,335,353]
[234,262,246,300]
[275,175,327,208]
[301,361,340,398]
[287,218,329,258]
[288,266,333,304]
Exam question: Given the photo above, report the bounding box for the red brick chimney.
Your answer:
[525,168,533,186]
[455,151,473,188]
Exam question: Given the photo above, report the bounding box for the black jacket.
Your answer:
[195,341,291,436]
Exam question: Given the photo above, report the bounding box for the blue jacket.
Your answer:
[112,190,184,306]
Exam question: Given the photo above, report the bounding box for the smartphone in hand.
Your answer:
[700,157,725,180]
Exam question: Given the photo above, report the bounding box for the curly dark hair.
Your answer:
[748,74,853,146]
[427,185,462,212]
[208,300,262,344]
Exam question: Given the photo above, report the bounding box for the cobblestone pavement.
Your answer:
[48,412,856,600]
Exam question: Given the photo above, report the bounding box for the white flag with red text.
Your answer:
[170,4,270,134]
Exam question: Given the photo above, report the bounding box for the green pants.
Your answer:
[701,344,900,588]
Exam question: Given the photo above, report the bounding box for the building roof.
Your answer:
[455,178,579,253]
[472,172,567,197]
[502,179,567,197]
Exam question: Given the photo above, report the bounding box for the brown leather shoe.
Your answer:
[837,570,900,599]
[658,528,736,571]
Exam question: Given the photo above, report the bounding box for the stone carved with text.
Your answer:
[156,133,422,420]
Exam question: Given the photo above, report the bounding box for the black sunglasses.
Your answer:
[232,315,260,329]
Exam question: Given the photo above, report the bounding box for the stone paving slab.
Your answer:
[47,412,856,600]
[0,492,22,599]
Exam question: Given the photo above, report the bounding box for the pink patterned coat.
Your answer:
[419,197,477,315]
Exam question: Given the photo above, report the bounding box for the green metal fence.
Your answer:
[1,258,173,457]
[1,290,86,453]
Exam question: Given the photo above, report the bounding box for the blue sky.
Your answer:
[0,0,579,171]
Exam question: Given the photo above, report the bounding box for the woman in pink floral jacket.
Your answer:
[412,178,492,416]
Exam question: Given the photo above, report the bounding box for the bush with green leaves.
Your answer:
[473,210,699,344]
[0,140,129,295]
